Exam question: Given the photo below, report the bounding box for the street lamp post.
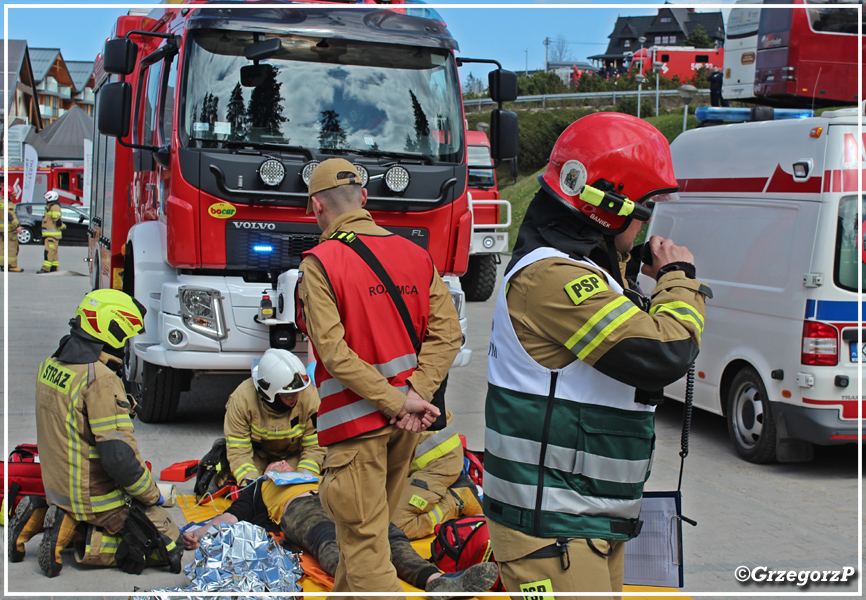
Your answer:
[678,84,698,133]
[525,49,528,76]
[635,73,646,119]
[653,61,663,117]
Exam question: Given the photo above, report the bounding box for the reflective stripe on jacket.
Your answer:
[42,201,64,235]
[303,232,433,446]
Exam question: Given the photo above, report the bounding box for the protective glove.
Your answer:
[156,493,165,506]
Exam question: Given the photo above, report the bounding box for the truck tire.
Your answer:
[726,367,776,464]
[461,254,497,302]
[137,361,186,423]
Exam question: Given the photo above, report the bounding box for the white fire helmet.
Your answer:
[252,349,311,403]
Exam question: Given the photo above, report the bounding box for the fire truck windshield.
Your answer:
[182,30,464,163]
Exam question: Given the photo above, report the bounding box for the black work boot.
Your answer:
[8,496,49,562]
[37,505,81,577]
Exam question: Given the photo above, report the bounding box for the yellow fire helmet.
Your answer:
[75,289,146,348]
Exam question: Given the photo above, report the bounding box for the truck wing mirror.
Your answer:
[490,109,518,162]
[245,38,282,62]
[104,38,138,75]
[97,82,132,138]
[241,64,269,87]
[489,70,518,103]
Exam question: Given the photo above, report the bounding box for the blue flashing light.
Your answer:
[253,245,274,253]
[695,106,814,123]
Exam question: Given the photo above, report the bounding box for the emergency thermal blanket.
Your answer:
[130,521,303,598]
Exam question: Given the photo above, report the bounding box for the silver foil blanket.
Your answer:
[130,521,304,599]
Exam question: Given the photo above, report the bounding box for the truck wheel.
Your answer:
[461,254,497,302]
[17,227,32,245]
[726,367,777,463]
[136,361,187,423]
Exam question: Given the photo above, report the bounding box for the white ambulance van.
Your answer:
[642,105,863,463]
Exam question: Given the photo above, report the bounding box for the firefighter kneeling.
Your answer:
[10,289,182,576]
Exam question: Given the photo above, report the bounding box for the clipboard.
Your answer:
[623,491,685,588]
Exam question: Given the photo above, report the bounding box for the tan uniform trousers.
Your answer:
[391,446,463,540]
[73,505,180,568]
[43,235,59,269]
[499,538,625,600]
[2,230,19,267]
[319,425,418,599]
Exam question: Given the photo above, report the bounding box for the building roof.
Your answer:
[590,9,724,63]
[2,40,28,111]
[66,61,95,91]
[24,104,93,160]
[29,47,75,87]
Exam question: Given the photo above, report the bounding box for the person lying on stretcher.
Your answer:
[182,460,498,598]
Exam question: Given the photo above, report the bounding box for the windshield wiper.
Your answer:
[321,147,436,165]
[223,140,315,161]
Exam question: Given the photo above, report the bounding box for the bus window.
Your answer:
[806,0,861,34]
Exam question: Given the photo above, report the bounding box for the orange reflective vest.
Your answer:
[302,233,433,446]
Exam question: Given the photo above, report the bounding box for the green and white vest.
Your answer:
[483,247,655,541]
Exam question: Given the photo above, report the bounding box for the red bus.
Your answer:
[754,0,863,106]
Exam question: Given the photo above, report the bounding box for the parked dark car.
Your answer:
[15,202,90,245]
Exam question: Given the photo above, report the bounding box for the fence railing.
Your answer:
[464,88,710,110]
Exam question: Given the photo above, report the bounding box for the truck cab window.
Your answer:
[161,56,178,146]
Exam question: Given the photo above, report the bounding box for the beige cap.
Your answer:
[306,158,362,213]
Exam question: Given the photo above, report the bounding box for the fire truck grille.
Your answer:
[225,222,321,272]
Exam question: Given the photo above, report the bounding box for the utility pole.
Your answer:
[525,48,528,76]
[544,37,550,72]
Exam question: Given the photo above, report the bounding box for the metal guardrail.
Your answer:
[464,88,710,109]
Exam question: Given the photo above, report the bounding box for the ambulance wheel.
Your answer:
[461,255,497,302]
[137,361,186,423]
[726,367,776,464]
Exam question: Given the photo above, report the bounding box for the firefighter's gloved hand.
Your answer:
[156,493,165,506]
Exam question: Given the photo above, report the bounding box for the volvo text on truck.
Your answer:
[91,0,518,422]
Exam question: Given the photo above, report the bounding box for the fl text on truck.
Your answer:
[90,0,519,422]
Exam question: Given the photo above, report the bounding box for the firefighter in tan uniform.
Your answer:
[2,197,23,272]
[483,113,711,597]
[297,159,461,597]
[391,410,482,540]
[224,348,325,485]
[15,289,182,577]
[37,190,64,274]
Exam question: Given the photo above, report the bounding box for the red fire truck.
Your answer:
[6,165,85,205]
[461,129,510,302]
[91,0,518,422]
[630,46,724,81]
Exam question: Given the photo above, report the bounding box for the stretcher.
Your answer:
[177,495,690,599]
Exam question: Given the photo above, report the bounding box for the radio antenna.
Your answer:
[811,67,822,114]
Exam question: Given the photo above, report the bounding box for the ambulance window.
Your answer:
[834,195,865,292]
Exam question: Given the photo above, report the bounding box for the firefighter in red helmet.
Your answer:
[483,113,712,595]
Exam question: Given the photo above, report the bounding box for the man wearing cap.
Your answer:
[296,158,461,597]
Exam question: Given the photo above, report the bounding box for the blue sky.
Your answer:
[4,1,734,80]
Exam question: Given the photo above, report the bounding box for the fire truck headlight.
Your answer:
[178,287,227,341]
[483,235,495,249]
[301,161,320,187]
[353,164,369,187]
[450,289,464,318]
[259,159,285,187]
[384,166,410,193]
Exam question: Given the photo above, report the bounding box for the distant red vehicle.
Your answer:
[6,165,85,205]
[630,46,724,81]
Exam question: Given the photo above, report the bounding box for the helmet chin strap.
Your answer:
[605,235,626,290]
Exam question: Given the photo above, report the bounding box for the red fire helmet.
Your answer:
[539,112,679,234]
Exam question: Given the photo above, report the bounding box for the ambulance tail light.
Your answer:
[801,321,838,366]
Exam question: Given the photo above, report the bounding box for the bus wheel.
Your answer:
[136,361,187,423]
[726,367,776,463]
[461,254,498,302]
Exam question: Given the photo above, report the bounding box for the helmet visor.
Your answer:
[637,189,679,205]
[280,371,310,394]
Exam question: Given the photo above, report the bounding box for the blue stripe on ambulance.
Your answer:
[804,300,866,322]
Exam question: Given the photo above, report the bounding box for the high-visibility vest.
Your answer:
[303,232,433,446]
[484,247,654,541]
